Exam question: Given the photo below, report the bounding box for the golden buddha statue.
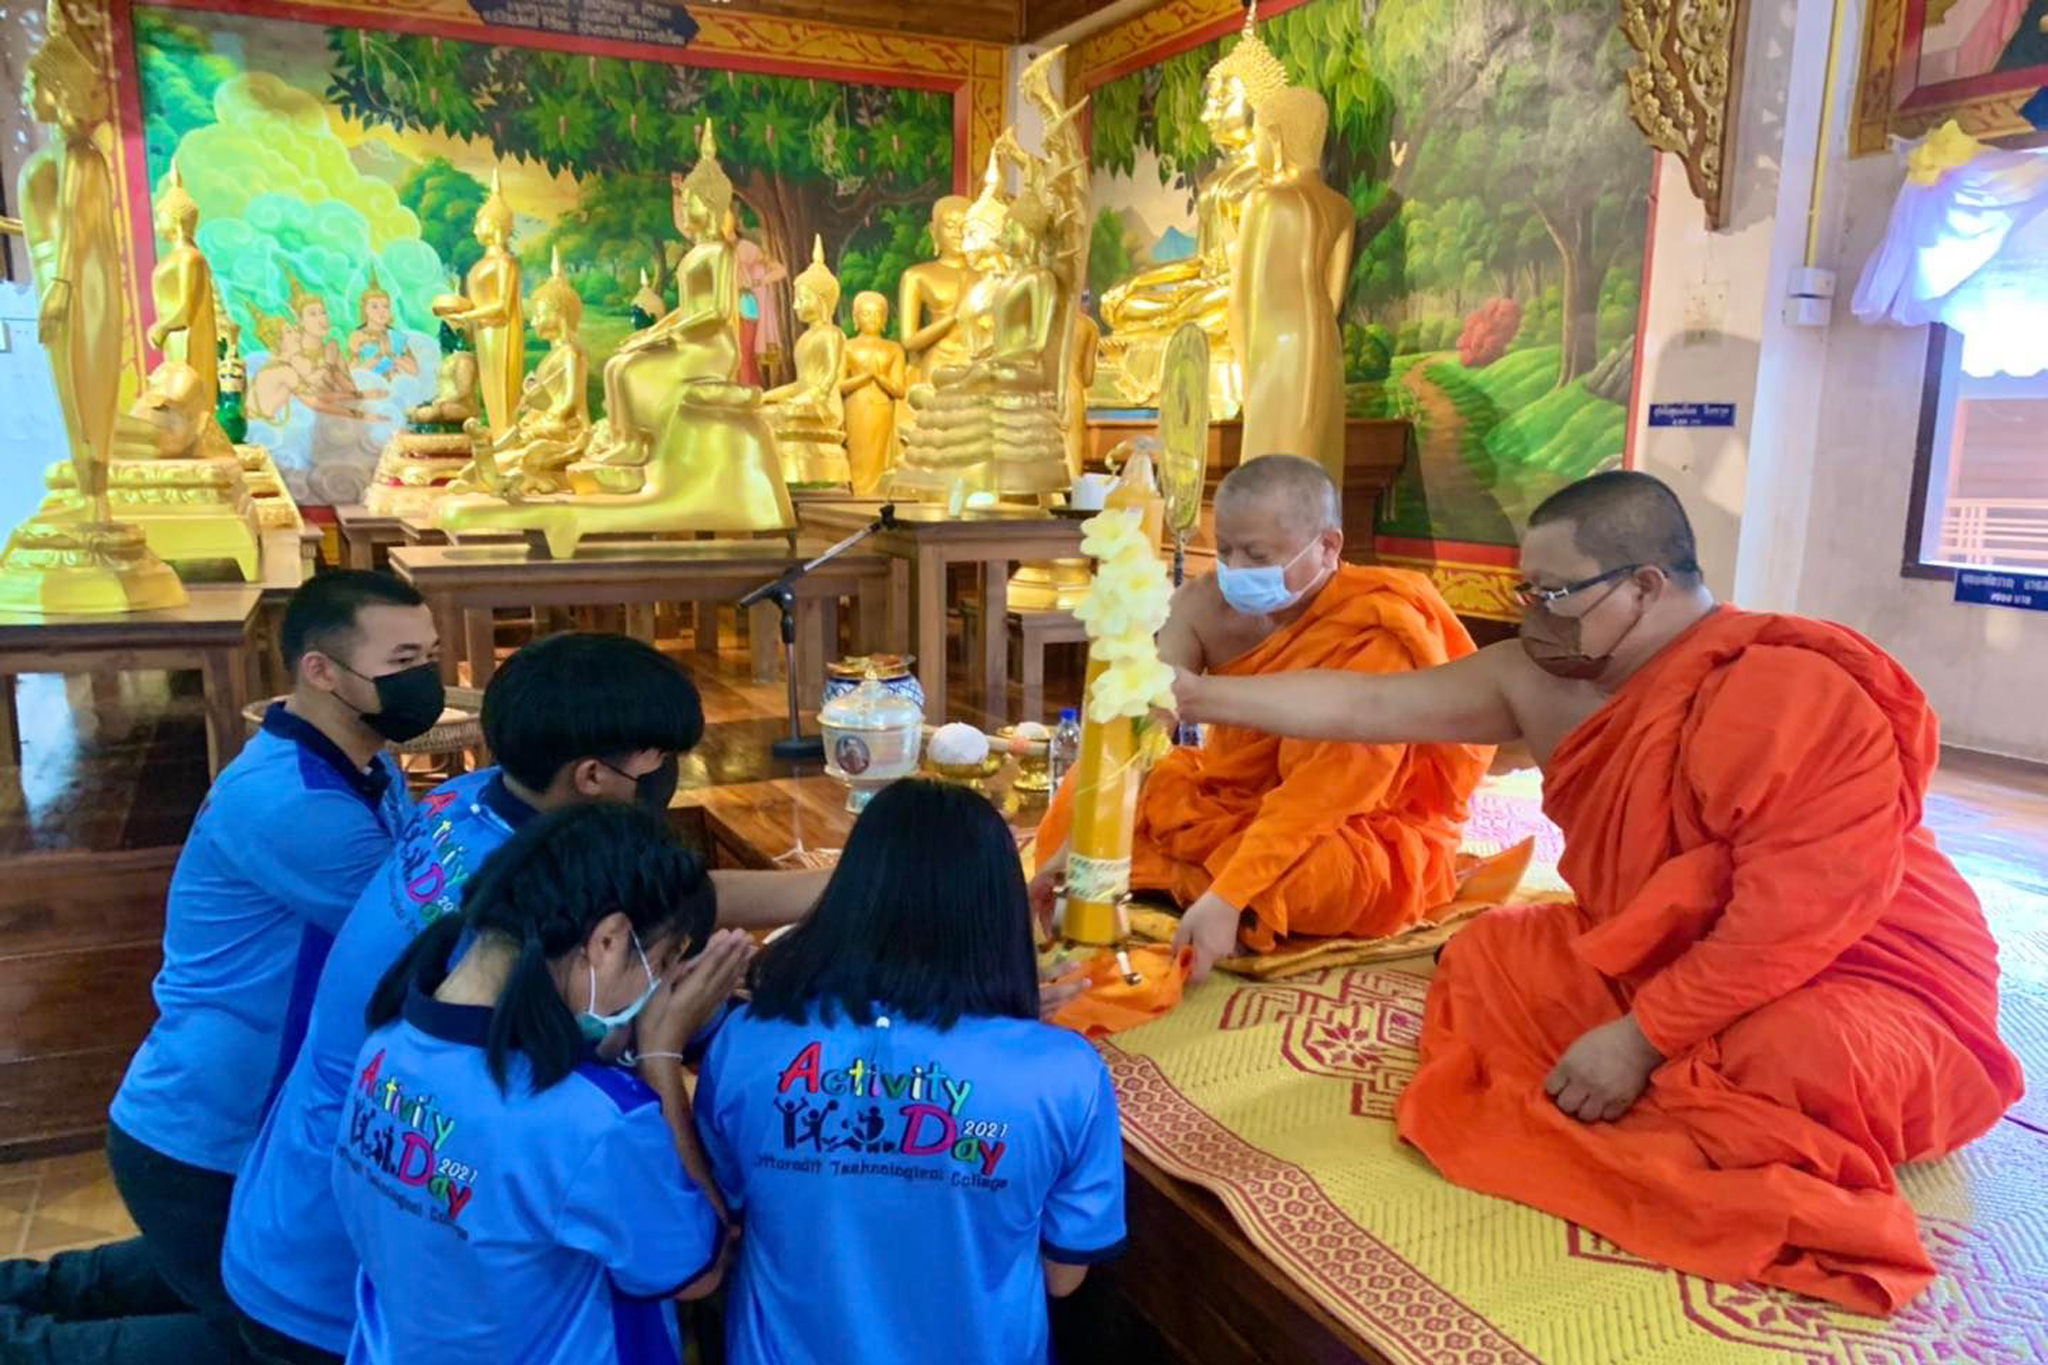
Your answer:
[839,291,906,497]
[453,248,591,497]
[0,0,185,614]
[365,305,478,518]
[432,169,523,436]
[438,122,794,557]
[1066,300,1100,480]
[1232,86,1354,484]
[146,161,218,412]
[1096,1,1288,415]
[761,237,849,487]
[898,196,980,387]
[890,176,1069,503]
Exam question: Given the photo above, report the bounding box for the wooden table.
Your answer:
[0,585,262,776]
[797,500,1086,726]
[334,505,408,571]
[676,767,1384,1365]
[387,540,892,696]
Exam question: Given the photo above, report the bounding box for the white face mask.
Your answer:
[1215,537,1321,616]
[577,931,657,1044]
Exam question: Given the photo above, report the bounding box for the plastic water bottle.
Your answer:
[1049,707,1083,790]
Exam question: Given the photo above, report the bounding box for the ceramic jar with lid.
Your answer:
[817,669,925,811]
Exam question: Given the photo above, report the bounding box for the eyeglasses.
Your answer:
[1512,563,1644,608]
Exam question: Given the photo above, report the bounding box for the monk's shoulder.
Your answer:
[1688,643,1897,758]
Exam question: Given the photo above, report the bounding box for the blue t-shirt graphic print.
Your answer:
[697,1005,1126,1365]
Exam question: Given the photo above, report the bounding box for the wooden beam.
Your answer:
[1022,0,1138,42]
[714,0,1021,44]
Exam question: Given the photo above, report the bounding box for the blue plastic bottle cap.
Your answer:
[1059,707,1079,722]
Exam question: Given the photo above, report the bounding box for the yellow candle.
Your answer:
[1064,454,1166,946]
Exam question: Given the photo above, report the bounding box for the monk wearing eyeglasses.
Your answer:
[1172,469,2022,1314]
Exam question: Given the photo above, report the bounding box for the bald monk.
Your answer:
[1172,469,2024,1313]
[1031,454,1490,982]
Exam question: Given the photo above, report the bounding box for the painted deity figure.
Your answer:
[762,237,849,486]
[433,169,523,436]
[1097,2,1289,412]
[348,270,418,387]
[146,161,219,412]
[455,249,590,496]
[251,273,368,423]
[897,195,981,387]
[1232,86,1354,483]
[839,290,907,497]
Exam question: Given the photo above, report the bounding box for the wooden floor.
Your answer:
[1,622,2043,1363]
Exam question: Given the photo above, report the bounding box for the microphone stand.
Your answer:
[738,504,898,763]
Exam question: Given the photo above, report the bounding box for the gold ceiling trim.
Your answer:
[1621,0,1750,229]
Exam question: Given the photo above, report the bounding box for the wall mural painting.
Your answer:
[131,6,956,507]
[1083,0,1655,614]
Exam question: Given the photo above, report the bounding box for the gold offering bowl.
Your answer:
[997,725,1053,794]
[924,752,1004,790]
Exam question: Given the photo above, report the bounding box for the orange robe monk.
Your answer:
[1396,609,2024,1314]
[1038,564,1490,950]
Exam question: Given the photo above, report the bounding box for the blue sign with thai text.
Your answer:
[1646,403,1737,428]
[1954,570,2048,613]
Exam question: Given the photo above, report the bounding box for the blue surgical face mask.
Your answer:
[578,931,658,1044]
[1215,538,1322,616]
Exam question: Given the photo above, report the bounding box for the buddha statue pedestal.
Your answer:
[40,457,262,582]
[365,432,473,520]
[0,519,187,615]
[234,445,304,534]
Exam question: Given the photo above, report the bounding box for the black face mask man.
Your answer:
[331,659,447,744]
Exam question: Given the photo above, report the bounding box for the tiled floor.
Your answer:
[0,1151,138,1258]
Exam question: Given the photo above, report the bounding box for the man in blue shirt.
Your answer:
[0,571,439,1364]
[223,632,718,1365]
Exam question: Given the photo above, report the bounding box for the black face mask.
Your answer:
[339,661,446,743]
[605,753,680,814]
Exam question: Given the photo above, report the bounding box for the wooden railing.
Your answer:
[1938,498,2048,568]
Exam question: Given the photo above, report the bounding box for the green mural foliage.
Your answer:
[324,34,952,308]
[1090,0,1651,546]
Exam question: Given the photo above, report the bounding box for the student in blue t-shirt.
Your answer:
[696,778,1128,1365]
[223,632,708,1365]
[335,802,750,1365]
[0,572,439,1364]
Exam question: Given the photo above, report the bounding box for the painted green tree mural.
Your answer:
[396,156,488,282]
[136,10,238,181]
[324,31,953,327]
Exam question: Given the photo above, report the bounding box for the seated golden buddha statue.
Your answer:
[761,236,849,487]
[437,122,794,558]
[365,312,481,518]
[1096,2,1288,415]
[890,177,1071,505]
[452,249,591,497]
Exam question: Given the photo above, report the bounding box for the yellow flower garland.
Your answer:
[1073,506,1176,722]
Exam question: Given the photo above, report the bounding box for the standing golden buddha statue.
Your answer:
[147,162,218,411]
[454,248,591,496]
[897,196,980,387]
[1232,86,1354,483]
[0,0,184,613]
[762,237,849,487]
[1096,1,1289,415]
[839,291,906,497]
[437,122,793,557]
[433,168,523,437]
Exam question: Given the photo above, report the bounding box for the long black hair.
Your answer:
[367,802,716,1093]
[748,778,1038,1029]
